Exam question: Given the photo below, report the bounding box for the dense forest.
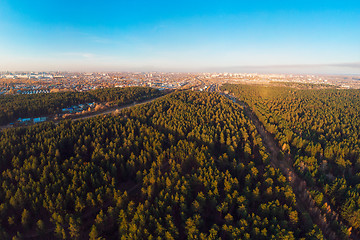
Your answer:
[0,87,161,125]
[222,84,360,236]
[0,91,323,239]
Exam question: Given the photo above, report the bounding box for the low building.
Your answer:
[18,118,31,123]
[33,117,47,123]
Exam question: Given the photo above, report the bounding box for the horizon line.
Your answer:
[1,62,359,75]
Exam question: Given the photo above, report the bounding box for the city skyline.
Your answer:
[0,0,359,74]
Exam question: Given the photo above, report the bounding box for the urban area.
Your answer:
[1,71,359,128]
[1,71,360,96]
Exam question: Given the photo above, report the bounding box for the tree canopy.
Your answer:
[222,83,360,236]
[0,90,322,239]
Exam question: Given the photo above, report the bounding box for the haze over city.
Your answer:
[0,0,359,74]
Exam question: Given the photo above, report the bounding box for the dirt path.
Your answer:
[229,97,343,240]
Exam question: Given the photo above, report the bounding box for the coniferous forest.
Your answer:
[0,90,325,239]
[222,84,360,238]
[1,0,357,239]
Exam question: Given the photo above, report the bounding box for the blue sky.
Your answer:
[0,0,359,73]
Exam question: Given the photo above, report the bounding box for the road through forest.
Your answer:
[221,92,356,240]
[0,94,169,132]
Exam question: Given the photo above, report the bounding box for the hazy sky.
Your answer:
[0,0,359,74]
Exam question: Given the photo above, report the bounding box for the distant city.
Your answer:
[1,71,360,96]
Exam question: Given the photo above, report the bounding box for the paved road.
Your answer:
[0,123,13,131]
[0,94,167,131]
[72,95,164,121]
